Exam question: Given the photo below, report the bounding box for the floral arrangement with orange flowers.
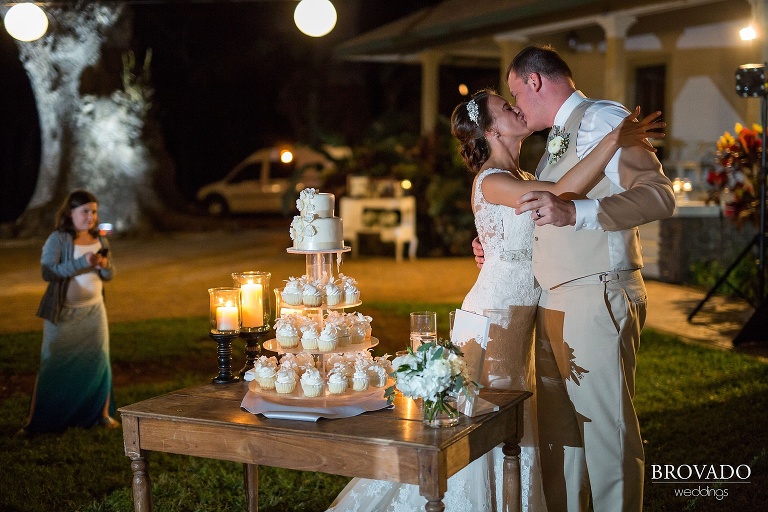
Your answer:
[707,123,762,226]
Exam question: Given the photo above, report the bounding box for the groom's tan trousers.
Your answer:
[535,270,646,512]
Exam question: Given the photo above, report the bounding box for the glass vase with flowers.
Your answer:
[385,338,478,428]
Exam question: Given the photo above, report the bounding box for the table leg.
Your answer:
[243,463,258,512]
[424,499,445,512]
[502,439,522,512]
[130,456,153,512]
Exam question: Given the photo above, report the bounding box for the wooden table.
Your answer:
[120,382,530,512]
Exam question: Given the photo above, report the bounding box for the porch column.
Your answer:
[494,35,528,101]
[597,14,636,104]
[420,50,442,137]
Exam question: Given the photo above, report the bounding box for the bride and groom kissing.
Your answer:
[329,44,675,512]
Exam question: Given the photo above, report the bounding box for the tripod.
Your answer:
[688,65,767,345]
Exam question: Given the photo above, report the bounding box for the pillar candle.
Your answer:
[216,302,239,331]
[240,282,264,327]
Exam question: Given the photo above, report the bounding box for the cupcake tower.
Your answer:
[259,229,379,397]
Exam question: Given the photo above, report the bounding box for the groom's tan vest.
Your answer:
[533,99,643,289]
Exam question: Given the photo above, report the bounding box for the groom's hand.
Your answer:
[471,236,485,269]
[516,191,577,227]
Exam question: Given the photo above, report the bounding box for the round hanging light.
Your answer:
[4,3,49,42]
[294,0,337,38]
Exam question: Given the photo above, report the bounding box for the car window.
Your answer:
[269,159,296,180]
[231,163,262,183]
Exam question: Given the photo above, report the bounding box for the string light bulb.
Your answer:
[741,24,757,41]
[4,3,49,42]
[294,0,337,37]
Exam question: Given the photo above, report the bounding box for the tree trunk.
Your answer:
[8,2,177,236]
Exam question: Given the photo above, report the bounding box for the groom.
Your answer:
[474,45,674,511]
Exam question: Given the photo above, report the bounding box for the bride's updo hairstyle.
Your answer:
[451,88,495,173]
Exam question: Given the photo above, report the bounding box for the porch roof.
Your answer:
[335,0,739,64]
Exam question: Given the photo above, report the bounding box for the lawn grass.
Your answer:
[1,304,766,511]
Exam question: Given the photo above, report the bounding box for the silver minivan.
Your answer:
[196,145,337,216]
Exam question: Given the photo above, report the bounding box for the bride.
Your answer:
[328,89,664,512]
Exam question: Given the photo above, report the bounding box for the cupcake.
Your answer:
[275,368,297,394]
[367,364,389,387]
[274,317,300,348]
[336,321,351,347]
[300,368,324,397]
[352,367,370,391]
[327,371,348,394]
[300,324,320,350]
[302,282,323,307]
[325,281,342,306]
[343,278,360,304]
[317,323,339,352]
[281,277,304,306]
[350,322,366,344]
[256,365,277,390]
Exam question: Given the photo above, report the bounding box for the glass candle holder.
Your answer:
[232,271,271,332]
[410,311,437,350]
[208,287,241,334]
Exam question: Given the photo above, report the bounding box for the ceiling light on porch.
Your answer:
[294,0,337,37]
[3,3,48,42]
[458,84,469,96]
[740,24,757,41]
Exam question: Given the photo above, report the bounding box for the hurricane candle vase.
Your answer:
[232,272,271,377]
[208,287,241,384]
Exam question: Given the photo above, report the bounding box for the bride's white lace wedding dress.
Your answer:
[328,168,546,512]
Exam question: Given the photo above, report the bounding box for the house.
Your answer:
[336,0,765,284]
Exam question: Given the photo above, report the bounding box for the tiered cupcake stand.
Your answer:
[254,248,380,400]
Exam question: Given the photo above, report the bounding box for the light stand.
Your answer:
[688,63,768,345]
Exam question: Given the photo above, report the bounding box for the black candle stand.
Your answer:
[209,332,240,384]
[238,329,272,378]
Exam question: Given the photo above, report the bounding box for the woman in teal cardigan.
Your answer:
[22,189,117,434]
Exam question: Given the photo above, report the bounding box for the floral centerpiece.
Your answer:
[385,338,478,427]
[708,123,762,227]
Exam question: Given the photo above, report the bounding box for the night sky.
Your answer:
[0,0,501,223]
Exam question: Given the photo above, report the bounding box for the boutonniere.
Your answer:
[547,126,570,164]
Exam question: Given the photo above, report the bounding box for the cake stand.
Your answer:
[265,245,377,395]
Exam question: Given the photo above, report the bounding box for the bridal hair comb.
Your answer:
[467,99,479,125]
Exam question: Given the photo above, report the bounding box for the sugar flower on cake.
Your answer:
[290,216,317,243]
[296,187,318,220]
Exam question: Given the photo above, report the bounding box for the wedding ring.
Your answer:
[536,209,543,219]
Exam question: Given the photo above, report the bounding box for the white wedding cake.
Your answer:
[290,188,345,251]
